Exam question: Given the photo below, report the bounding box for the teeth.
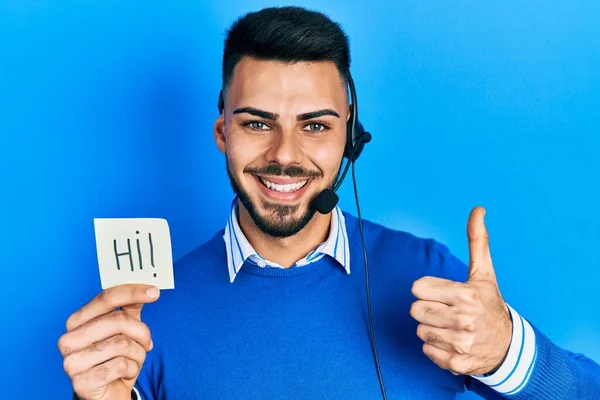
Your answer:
[260,178,308,193]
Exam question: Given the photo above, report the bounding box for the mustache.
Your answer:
[244,164,322,178]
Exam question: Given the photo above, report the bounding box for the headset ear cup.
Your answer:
[351,120,368,161]
[352,121,371,161]
[344,115,354,159]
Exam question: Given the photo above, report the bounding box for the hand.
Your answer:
[58,284,160,400]
[409,206,512,376]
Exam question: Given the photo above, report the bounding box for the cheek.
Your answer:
[311,140,345,175]
[226,133,258,167]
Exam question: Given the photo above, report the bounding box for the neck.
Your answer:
[237,201,331,268]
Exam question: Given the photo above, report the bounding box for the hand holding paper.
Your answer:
[58,283,160,400]
[57,217,175,399]
[94,218,175,290]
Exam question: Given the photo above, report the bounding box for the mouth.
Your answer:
[253,175,313,201]
[258,176,309,193]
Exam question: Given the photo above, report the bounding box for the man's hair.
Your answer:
[221,6,351,90]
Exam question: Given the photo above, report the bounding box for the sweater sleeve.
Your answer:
[434,240,600,399]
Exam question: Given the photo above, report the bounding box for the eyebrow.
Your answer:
[232,107,340,121]
[297,109,340,121]
[232,107,278,120]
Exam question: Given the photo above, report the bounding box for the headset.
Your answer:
[218,72,388,400]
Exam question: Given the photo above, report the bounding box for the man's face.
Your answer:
[214,57,348,237]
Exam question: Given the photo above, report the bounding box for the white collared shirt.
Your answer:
[222,197,351,283]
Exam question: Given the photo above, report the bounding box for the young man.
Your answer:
[59,6,600,400]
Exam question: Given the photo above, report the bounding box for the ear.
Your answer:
[214,114,226,154]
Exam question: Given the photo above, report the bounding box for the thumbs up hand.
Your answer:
[409,207,513,376]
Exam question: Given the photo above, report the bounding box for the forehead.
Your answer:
[227,56,348,113]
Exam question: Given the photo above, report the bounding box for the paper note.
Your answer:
[93,218,175,290]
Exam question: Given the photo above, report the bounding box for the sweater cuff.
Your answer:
[471,304,537,395]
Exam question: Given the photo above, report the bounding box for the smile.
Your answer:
[258,177,309,193]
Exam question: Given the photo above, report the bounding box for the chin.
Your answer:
[242,191,319,238]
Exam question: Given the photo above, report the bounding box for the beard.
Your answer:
[225,158,336,238]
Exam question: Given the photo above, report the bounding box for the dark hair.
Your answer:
[221,6,351,90]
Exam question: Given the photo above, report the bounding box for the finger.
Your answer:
[423,341,472,375]
[59,310,152,357]
[467,206,495,282]
[422,342,452,369]
[416,324,455,353]
[71,356,139,397]
[411,276,466,305]
[63,334,147,378]
[66,284,160,331]
[410,300,454,328]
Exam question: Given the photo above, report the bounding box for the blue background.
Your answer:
[1,1,599,398]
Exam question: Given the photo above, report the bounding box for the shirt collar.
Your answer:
[223,197,351,283]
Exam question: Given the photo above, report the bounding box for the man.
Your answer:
[58,6,600,400]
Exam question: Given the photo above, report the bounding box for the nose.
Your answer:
[264,129,304,167]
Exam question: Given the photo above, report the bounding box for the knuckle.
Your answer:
[65,314,77,332]
[63,355,74,376]
[71,375,86,398]
[416,324,425,340]
[454,343,468,355]
[459,288,476,304]
[454,334,475,355]
[111,310,128,323]
[448,355,466,374]
[115,356,130,373]
[113,356,138,377]
[114,334,132,349]
[422,342,435,360]
[410,301,419,317]
[412,278,428,296]
[128,342,142,360]
[97,289,111,305]
[58,334,70,355]
[97,289,120,310]
[457,315,475,331]
[411,281,421,296]
[140,324,152,347]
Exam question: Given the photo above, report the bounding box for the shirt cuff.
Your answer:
[471,303,538,395]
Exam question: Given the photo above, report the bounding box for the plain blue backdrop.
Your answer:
[1,1,599,398]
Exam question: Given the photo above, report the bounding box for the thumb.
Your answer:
[121,286,160,320]
[121,302,145,320]
[467,206,496,282]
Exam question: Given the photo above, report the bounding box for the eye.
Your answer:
[304,123,327,133]
[243,120,271,131]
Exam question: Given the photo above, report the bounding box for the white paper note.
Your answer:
[93,218,175,290]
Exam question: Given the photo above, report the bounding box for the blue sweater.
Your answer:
[135,211,600,399]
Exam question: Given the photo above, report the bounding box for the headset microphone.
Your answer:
[313,189,339,215]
